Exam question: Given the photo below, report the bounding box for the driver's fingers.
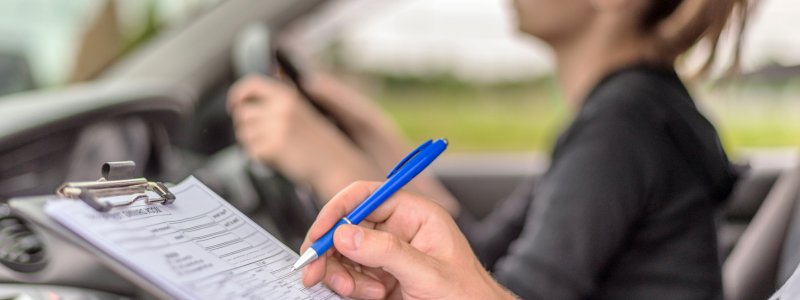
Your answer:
[227,75,290,113]
[233,112,275,149]
[230,101,267,132]
[231,104,260,129]
[239,132,277,161]
[227,75,268,113]
[231,101,278,131]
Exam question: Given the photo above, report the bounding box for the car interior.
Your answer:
[0,0,797,299]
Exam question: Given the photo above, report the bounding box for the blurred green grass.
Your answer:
[371,75,800,153]
[717,120,800,151]
[373,76,569,152]
[701,83,800,153]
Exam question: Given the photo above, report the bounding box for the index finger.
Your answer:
[301,181,440,253]
[300,180,434,289]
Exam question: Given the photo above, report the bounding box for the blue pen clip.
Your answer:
[387,139,433,179]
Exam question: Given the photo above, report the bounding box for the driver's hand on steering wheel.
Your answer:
[227,75,382,201]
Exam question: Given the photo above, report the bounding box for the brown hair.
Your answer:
[643,0,757,79]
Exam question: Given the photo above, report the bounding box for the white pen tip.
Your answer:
[291,267,297,272]
[293,248,319,272]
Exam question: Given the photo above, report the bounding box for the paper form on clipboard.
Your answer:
[45,176,347,300]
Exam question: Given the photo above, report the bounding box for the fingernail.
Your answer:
[329,274,346,294]
[364,285,384,299]
[337,225,363,251]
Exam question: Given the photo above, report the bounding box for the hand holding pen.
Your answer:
[296,139,517,300]
[292,138,449,271]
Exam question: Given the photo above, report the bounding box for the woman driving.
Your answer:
[227,0,750,298]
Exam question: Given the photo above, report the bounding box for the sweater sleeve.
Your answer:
[493,108,654,299]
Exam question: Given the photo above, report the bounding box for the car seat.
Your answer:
[723,163,800,300]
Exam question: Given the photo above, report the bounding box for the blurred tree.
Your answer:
[69,0,124,83]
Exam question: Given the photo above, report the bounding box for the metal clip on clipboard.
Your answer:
[55,161,176,212]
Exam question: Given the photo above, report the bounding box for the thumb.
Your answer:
[333,224,441,284]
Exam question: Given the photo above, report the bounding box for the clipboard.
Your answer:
[10,195,177,300]
[9,161,343,300]
[8,161,183,300]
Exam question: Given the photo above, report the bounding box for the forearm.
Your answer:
[306,136,384,201]
[311,163,379,202]
[303,76,461,214]
[339,107,409,172]
[346,120,461,216]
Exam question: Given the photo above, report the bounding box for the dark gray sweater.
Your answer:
[459,65,738,300]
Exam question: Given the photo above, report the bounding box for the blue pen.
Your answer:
[291,138,448,272]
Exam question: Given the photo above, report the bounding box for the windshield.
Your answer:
[284,0,800,153]
[0,0,225,96]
